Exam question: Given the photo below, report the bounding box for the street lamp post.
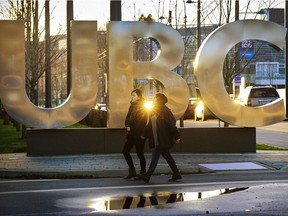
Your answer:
[67,0,73,95]
[185,0,201,127]
[285,1,288,119]
[196,0,201,50]
[186,0,201,50]
[235,0,239,77]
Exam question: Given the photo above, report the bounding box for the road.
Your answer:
[0,120,287,215]
[1,171,288,215]
[256,121,288,149]
[179,119,288,149]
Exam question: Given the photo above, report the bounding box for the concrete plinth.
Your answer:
[26,127,256,156]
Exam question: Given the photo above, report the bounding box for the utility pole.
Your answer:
[110,0,122,21]
[235,0,239,20]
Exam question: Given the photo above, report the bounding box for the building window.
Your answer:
[255,62,279,86]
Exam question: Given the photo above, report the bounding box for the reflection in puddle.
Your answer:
[87,188,248,212]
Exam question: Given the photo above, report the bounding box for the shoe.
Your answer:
[168,171,182,182]
[124,168,136,180]
[134,173,144,180]
[138,173,150,183]
[134,169,146,180]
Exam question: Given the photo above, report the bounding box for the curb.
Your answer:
[0,165,206,179]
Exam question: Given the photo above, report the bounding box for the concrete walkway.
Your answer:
[1,120,287,179]
[1,151,288,178]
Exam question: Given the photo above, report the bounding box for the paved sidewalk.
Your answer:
[1,151,288,178]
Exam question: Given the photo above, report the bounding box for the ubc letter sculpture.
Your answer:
[108,21,190,128]
[194,20,286,127]
[0,21,98,128]
[0,20,286,129]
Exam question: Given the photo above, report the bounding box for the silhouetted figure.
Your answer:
[122,89,147,179]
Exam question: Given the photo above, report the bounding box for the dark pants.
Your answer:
[122,135,146,172]
[147,146,178,175]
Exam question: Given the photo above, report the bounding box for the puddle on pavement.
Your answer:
[86,187,248,212]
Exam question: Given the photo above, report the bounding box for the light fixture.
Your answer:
[186,0,197,3]
[257,9,266,15]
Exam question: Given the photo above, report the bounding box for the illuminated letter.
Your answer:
[109,21,189,128]
[0,21,98,129]
[194,20,286,127]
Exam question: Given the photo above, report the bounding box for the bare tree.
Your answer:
[171,0,280,94]
[0,0,66,106]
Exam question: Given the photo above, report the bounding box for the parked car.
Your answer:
[79,103,107,127]
[236,86,280,107]
[183,98,198,119]
[194,99,215,121]
[183,97,215,121]
[94,103,107,111]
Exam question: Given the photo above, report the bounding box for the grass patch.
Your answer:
[0,120,89,153]
[0,120,26,153]
[256,143,288,151]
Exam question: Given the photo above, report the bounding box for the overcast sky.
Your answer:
[0,0,285,34]
[52,0,285,33]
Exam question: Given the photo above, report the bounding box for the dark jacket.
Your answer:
[125,99,147,138]
[143,105,180,150]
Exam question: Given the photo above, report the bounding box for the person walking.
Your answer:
[140,92,182,183]
[122,89,147,179]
